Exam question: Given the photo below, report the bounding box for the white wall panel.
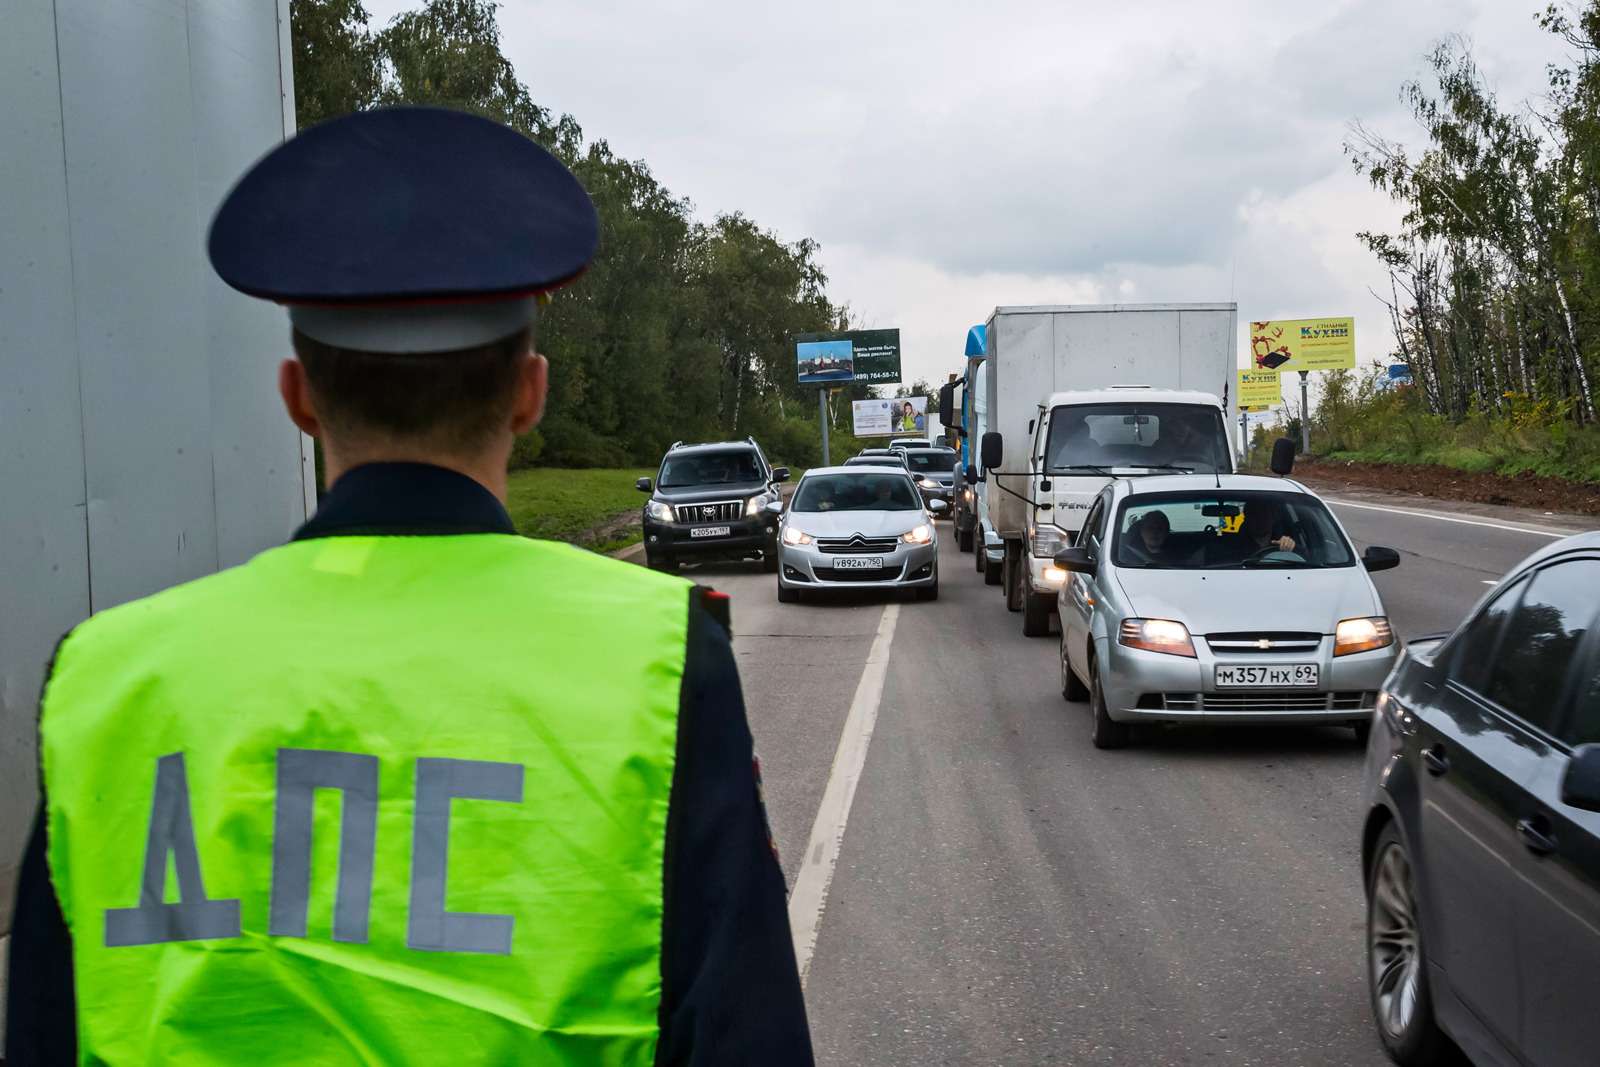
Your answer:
[1,0,307,936]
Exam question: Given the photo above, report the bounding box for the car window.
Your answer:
[903,451,955,472]
[1448,576,1526,695]
[1565,637,1600,747]
[1483,560,1600,735]
[791,472,920,512]
[659,449,762,487]
[1110,492,1354,569]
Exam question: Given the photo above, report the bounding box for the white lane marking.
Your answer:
[788,602,900,986]
[1324,497,1570,540]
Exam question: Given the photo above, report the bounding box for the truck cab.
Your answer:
[1005,386,1232,635]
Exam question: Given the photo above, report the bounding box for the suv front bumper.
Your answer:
[645,515,777,559]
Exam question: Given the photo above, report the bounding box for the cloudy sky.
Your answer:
[368,0,1564,406]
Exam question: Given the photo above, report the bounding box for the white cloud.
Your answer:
[364,0,1564,399]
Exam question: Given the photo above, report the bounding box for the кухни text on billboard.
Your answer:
[1249,318,1355,373]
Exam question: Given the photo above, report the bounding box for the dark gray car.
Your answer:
[1360,531,1600,1066]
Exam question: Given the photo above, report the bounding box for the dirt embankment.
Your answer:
[1291,458,1600,517]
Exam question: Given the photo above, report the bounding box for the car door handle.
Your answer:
[1516,817,1557,856]
[1422,746,1450,776]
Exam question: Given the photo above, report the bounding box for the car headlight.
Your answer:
[781,525,814,546]
[917,477,939,489]
[1118,618,1197,658]
[1030,524,1071,559]
[646,500,675,523]
[745,494,767,517]
[901,524,933,545]
[1335,617,1394,656]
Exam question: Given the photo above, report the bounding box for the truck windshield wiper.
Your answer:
[1049,464,1116,475]
[1120,463,1196,474]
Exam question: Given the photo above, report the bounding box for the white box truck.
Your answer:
[973,304,1238,636]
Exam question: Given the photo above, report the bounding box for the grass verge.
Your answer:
[505,468,651,550]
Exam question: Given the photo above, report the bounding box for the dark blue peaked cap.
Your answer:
[208,106,598,353]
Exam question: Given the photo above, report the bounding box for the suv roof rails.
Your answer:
[668,440,686,452]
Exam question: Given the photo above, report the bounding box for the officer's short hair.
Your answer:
[292,327,531,453]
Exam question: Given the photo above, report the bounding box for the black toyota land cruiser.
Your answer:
[636,438,789,572]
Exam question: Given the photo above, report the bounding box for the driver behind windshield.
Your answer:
[1206,500,1297,563]
[1153,414,1218,471]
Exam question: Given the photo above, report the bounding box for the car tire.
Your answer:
[1089,658,1130,749]
[1061,636,1089,702]
[1023,591,1052,637]
[647,552,676,572]
[983,552,1001,585]
[1366,822,1450,1065]
[1003,545,1022,612]
[975,527,986,572]
[1352,719,1372,746]
[762,550,779,574]
[777,582,801,604]
[957,525,974,553]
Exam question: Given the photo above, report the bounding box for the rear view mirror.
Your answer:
[981,432,1004,471]
[763,499,784,516]
[1053,546,1096,574]
[1362,546,1400,573]
[636,477,653,492]
[928,499,948,513]
[1270,437,1296,476]
[1201,504,1241,519]
[1562,744,1600,813]
[773,467,791,482]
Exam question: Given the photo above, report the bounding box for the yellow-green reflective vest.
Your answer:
[41,534,691,1066]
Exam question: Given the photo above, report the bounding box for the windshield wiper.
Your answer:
[1240,557,1302,568]
[1120,464,1196,474]
[1049,464,1116,475]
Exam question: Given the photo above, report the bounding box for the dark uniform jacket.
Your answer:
[5,462,814,1067]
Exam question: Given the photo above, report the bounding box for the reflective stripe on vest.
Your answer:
[41,535,690,1066]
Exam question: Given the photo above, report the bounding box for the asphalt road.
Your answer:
[674,490,1589,1066]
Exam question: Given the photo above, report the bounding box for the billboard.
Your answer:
[794,328,902,385]
[1249,317,1356,372]
[1237,369,1282,408]
[852,396,928,437]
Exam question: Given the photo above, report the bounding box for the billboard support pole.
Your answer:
[1239,409,1249,466]
[1298,371,1310,453]
[819,388,831,467]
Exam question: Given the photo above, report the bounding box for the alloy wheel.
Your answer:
[1369,842,1422,1039]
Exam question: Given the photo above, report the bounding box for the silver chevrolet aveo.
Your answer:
[1053,474,1403,748]
[772,466,945,602]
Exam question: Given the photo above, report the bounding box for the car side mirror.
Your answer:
[773,467,791,483]
[636,477,653,492]
[763,499,784,516]
[939,382,958,429]
[1270,437,1296,476]
[1362,546,1400,573]
[981,432,1004,471]
[928,499,948,513]
[1562,744,1600,813]
[1053,546,1096,575]
[964,466,979,485]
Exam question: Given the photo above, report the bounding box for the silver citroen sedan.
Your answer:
[1054,475,1402,748]
[774,466,944,602]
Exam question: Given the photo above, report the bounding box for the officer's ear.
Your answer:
[510,351,548,435]
[279,358,322,438]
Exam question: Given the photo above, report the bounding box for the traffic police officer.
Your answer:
[5,107,813,1066]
